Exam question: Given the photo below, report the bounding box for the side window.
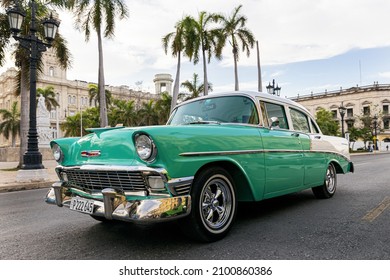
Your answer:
[261,101,289,129]
[290,108,310,133]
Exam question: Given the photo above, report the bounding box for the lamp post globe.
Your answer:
[42,14,60,43]
[266,79,281,96]
[6,4,26,35]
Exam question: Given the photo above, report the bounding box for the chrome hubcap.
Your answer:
[326,165,336,193]
[200,176,233,230]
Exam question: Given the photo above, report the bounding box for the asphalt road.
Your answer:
[0,153,389,260]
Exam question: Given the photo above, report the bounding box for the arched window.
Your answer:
[49,67,54,77]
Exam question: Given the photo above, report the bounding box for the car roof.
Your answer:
[174,90,312,116]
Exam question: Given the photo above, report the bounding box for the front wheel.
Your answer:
[180,167,237,242]
[312,163,337,199]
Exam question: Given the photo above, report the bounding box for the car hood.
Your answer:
[52,127,140,166]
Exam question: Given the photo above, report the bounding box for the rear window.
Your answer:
[290,108,310,133]
[260,101,289,129]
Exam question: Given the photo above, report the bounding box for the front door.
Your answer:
[260,128,305,197]
[258,101,305,198]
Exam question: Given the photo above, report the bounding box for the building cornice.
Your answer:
[291,83,390,102]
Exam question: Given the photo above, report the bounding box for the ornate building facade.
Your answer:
[0,49,173,148]
[291,83,390,150]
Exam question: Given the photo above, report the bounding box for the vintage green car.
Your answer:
[46,91,354,242]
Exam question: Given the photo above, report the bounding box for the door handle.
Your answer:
[291,132,300,137]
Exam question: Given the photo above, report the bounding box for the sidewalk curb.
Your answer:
[0,181,54,193]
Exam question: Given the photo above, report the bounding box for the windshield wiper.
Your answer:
[186,120,221,125]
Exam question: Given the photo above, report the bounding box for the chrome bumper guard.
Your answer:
[45,182,192,223]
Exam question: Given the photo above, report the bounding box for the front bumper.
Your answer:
[45,182,192,222]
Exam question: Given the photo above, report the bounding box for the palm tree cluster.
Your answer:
[61,92,172,137]
[0,1,255,165]
[163,5,255,109]
[53,0,128,128]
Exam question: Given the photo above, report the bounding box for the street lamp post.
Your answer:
[7,1,59,170]
[373,115,378,151]
[338,103,346,138]
[266,79,281,96]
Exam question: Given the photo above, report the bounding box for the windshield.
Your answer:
[168,96,259,125]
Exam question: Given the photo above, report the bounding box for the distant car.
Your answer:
[46,91,354,242]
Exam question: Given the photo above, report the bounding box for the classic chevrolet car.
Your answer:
[46,91,353,242]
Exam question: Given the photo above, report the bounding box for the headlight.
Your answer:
[135,134,157,162]
[51,143,63,163]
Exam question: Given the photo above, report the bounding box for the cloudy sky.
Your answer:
[1,0,390,97]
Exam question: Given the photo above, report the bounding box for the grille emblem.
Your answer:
[81,150,101,157]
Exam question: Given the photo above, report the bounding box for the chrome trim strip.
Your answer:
[309,149,351,162]
[180,149,352,162]
[168,176,194,185]
[180,150,265,156]
[180,149,305,156]
[58,164,167,174]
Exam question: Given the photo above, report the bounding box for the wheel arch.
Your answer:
[193,160,256,202]
[328,159,344,174]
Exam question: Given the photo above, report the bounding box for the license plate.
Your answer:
[70,197,94,214]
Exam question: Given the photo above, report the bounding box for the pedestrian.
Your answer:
[387,145,388,151]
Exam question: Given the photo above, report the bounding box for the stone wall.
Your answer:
[0,147,54,162]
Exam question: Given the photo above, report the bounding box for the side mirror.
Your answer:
[269,116,280,129]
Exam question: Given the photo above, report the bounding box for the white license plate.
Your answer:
[69,197,94,214]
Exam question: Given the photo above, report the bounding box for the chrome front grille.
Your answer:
[60,168,147,193]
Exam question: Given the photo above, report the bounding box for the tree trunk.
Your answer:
[202,48,208,96]
[256,41,262,92]
[233,49,239,91]
[12,133,16,147]
[170,52,181,113]
[97,29,108,127]
[18,65,29,168]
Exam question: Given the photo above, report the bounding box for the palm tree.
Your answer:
[0,101,20,147]
[109,99,136,127]
[88,84,112,107]
[185,12,223,96]
[61,114,81,137]
[180,73,213,101]
[37,86,59,111]
[0,1,12,66]
[62,0,128,127]
[61,107,99,137]
[138,100,157,126]
[1,0,71,167]
[218,5,255,91]
[154,92,172,124]
[162,17,193,113]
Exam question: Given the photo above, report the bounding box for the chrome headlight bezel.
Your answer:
[134,134,157,162]
[51,143,63,163]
